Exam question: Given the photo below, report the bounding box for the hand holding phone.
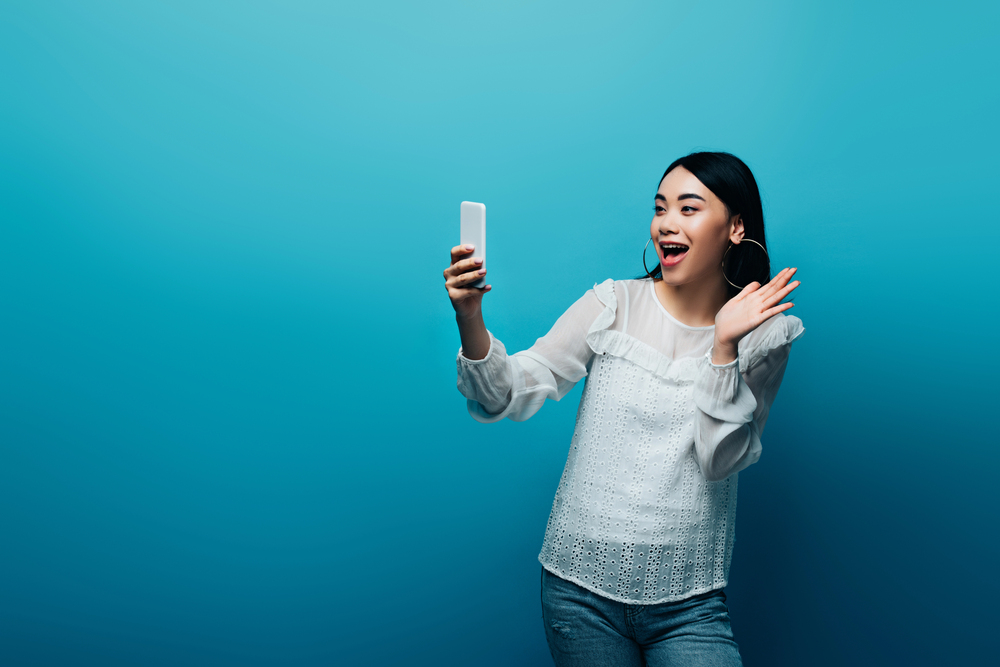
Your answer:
[444,201,491,323]
[445,201,492,358]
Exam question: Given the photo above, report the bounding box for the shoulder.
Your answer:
[556,278,617,323]
[587,277,617,302]
[590,277,651,299]
[586,277,649,306]
[761,311,805,342]
[589,277,649,289]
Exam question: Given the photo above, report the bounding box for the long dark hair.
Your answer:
[638,151,770,300]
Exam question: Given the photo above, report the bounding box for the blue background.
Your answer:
[2,1,997,665]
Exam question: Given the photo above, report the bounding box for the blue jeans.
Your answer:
[540,566,744,667]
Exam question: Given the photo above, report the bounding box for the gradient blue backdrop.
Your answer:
[2,1,997,665]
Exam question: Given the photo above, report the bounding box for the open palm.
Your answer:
[715,267,800,347]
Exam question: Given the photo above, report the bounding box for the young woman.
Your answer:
[443,152,804,666]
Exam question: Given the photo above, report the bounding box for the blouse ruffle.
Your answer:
[456,278,805,442]
[585,278,702,384]
[584,278,804,383]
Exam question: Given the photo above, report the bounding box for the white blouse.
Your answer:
[456,277,805,604]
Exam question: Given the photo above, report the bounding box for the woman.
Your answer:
[443,151,804,666]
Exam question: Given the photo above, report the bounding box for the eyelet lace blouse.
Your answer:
[456,277,805,605]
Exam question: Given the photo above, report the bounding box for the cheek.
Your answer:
[684,241,725,274]
[689,247,719,271]
[687,225,726,264]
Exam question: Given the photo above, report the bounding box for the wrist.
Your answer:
[711,336,738,365]
[455,308,483,325]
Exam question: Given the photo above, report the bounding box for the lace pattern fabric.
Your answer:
[456,278,804,604]
[537,350,738,603]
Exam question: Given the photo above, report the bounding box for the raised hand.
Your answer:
[712,268,800,362]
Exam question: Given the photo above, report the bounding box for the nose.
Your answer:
[657,215,679,235]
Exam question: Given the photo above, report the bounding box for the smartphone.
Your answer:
[460,201,486,288]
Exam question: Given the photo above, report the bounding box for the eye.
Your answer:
[653,205,665,213]
[681,206,697,213]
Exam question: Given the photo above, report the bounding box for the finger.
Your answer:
[451,244,475,262]
[739,280,761,296]
[777,279,801,300]
[444,255,484,277]
[758,268,797,303]
[453,267,486,287]
[761,279,800,308]
[758,268,793,300]
[462,256,485,272]
[761,301,794,320]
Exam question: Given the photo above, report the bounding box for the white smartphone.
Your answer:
[460,201,486,288]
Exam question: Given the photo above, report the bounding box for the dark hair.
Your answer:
[638,151,770,300]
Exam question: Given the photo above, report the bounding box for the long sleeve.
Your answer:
[455,284,609,423]
[692,314,805,482]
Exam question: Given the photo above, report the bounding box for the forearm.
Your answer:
[696,326,798,480]
[457,309,491,360]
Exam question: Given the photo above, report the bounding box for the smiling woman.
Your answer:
[642,152,772,307]
[443,151,804,667]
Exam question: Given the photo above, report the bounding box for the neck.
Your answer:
[653,271,730,328]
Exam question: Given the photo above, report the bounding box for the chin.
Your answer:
[656,272,684,286]
[659,267,707,288]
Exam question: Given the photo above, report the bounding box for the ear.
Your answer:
[729,215,745,244]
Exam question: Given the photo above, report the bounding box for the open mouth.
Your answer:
[660,243,689,266]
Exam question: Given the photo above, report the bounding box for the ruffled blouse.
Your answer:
[456,277,805,604]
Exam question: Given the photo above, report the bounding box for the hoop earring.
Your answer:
[642,238,658,280]
[722,238,769,289]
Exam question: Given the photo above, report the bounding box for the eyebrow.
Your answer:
[654,193,706,202]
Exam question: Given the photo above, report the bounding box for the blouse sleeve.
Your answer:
[455,283,609,423]
[692,313,805,481]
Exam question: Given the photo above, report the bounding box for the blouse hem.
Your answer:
[538,558,728,606]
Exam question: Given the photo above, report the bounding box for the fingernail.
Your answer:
[474,257,483,264]
[478,268,486,275]
[465,244,474,250]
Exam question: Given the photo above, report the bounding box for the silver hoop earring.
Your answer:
[722,238,769,289]
[642,238,657,280]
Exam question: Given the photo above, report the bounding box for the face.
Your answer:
[649,166,744,286]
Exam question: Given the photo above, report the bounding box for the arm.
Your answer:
[693,315,804,481]
[456,285,607,423]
